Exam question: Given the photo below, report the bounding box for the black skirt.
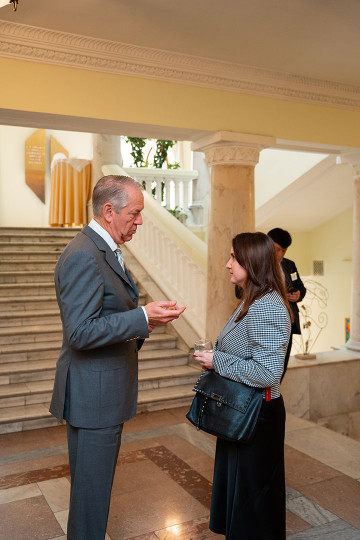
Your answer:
[209,396,286,540]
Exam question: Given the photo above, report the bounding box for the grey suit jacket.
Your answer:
[49,225,149,428]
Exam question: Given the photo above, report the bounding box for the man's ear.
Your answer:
[102,203,113,223]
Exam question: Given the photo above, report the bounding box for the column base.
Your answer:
[346,338,360,352]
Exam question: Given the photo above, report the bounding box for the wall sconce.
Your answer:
[0,0,19,10]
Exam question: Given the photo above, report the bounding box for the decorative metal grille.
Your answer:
[292,280,329,355]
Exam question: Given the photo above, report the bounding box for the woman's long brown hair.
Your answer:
[233,232,293,322]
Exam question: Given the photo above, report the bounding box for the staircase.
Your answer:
[0,227,199,434]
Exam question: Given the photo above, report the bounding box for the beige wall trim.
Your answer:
[1,20,360,110]
[0,108,211,141]
[203,145,260,167]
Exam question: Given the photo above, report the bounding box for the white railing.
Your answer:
[127,192,207,335]
[124,167,199,214]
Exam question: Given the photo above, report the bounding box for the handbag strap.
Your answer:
[265,388,271,401]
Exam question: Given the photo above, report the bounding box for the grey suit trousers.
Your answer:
[66,422,123,540]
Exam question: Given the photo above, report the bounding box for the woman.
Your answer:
[194,232,292,539]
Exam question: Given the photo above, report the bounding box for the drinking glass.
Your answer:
[194,339,213,353]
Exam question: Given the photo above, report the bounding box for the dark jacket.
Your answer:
[281,257,306,334]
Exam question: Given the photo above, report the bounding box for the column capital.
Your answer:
[203,144,261,167]
[340,151,360,180]
[192,130,275,167]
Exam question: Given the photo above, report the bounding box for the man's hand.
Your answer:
[148,321,157,334]
[144,300,186,327]
[288,290,300,302]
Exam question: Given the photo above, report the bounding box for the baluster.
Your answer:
[164,179,171,209]
[145,177,152,195]
[155,178,162,204]
[174,181,180,209]
[182,180,189,213]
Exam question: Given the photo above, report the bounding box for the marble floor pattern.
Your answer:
[1,407,360,539]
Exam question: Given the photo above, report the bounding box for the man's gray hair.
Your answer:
[92,175,143,217]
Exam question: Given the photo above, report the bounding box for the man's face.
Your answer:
[273,242,287,262]
[109,186,144,244]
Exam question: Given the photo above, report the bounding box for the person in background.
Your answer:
[267,228,306,380]
[194,232,291,539]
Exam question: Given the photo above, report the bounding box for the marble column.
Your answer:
[192,132,274,342]
[188,151,210,227]
[88,134,122,220]
[346,158,360,351]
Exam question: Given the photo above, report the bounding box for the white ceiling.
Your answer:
[1,0,360,87]
[256,156,354,231]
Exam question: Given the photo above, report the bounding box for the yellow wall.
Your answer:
[286,231,312,276]
[286,208,353,353]
[308,208,353,351]
[2,57,360,147]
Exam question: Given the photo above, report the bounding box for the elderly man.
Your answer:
[267,228,306,380]
[50,175,185,540]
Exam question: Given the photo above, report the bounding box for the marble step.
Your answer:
[0,282,56,296]
[140,348,189,369]
[0,365,199,409]
[0,379,196,433]
[0,404,59,433]
[0,349,189,386]
[0,295,58,312]
[0,241,68,252]
[0,232,78,243]
[0,271,54,284]
[0,310,61,327]
[0,380,54,408]
[138,365,199,391]
[0,260,58,271]
[0,324,63,345]
[0,332,177,362]
[0,359,57,385]
[0,251,61,260]
[0,226,80,237]
[137,383,195,413]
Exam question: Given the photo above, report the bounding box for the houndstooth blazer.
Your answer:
[213,290,291,399]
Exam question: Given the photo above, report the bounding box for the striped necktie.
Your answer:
[114,248,125,271]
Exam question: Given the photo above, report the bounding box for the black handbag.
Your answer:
[186,369,264,443]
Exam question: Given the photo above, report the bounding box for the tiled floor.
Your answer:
[1,407,360,539]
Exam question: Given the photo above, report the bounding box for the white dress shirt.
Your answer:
[88,219,148,323]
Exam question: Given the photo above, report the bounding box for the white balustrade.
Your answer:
[126,192,207,335]
[124,167,198,214]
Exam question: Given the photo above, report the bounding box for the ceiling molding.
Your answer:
[1,20,360,110]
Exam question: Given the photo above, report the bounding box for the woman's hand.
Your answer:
[193,351,214,370]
